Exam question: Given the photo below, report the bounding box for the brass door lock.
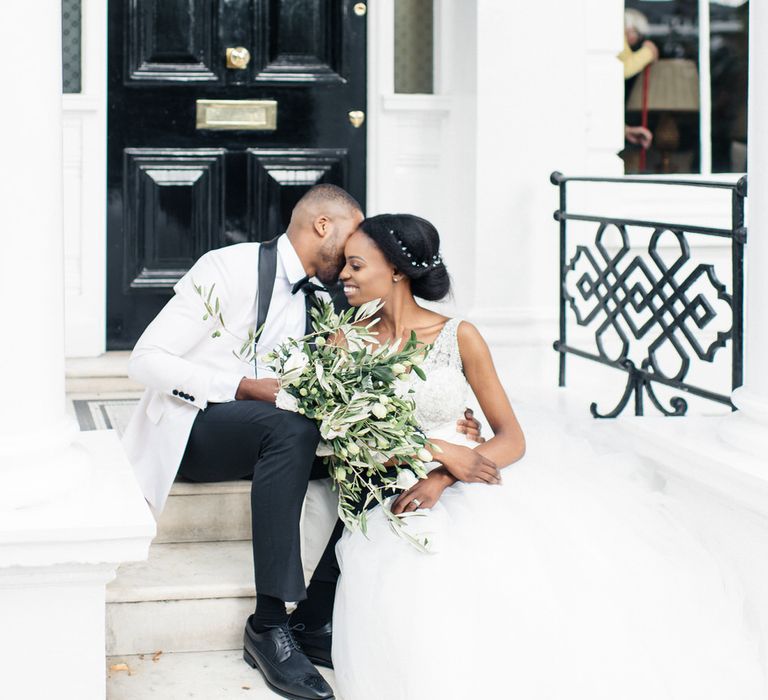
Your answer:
[226,47,251,70]
[348,110,365,128]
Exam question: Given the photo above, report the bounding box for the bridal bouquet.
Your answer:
[264,300,435,550]
[195,283,435,550]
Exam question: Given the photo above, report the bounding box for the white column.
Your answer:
[0,2,89,507]
[720,0,768,458]
[0,4,155,698]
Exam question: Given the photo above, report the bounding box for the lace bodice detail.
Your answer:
[412,318,470,433]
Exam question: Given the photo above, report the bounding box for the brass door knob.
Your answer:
[348,110,365,128]
[226,47,251,70]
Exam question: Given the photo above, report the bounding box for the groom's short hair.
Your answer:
[296,184,362,216]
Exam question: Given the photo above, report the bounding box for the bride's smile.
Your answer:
[339,228,401,305]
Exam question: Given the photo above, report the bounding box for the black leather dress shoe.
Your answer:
[243,617,334,700]
[290,621,333,669]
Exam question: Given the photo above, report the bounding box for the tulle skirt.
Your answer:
[332,409,766,700]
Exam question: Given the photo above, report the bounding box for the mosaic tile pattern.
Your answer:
[73,398,139,437]
[62,0,82,93]
[394,0,434,94]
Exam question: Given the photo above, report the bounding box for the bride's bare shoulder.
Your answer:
[455,321,491,363]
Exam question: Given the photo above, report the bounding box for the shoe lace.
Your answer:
[276,624,302,653]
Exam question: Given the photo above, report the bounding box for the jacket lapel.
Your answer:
[255,236,280,375]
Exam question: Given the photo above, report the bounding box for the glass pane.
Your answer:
[623,1,701,174]
[710,0,748,173]
[394,0,434,94]
[62,0,82,93]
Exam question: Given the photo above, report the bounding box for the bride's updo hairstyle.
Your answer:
[359,214,451,302]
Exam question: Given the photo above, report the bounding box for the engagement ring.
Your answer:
[411,498,421,507]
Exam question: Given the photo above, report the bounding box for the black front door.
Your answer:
[107,0,367,349]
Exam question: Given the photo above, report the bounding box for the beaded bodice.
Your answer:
[412,318,469,433]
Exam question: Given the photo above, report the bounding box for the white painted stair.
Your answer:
[107,650,336,700]
[155,480,252,544]
[106,475,338,698]
[106,477,254,656]
[67,355,340,696]
[106,539,256,656]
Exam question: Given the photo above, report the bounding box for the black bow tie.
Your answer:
[291,275,327,296]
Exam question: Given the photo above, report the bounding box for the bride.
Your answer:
[330,213,766,700]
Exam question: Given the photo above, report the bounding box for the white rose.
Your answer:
[315,441,334,457]
[281,349,310,384]
[347,442,361,456]
[417,448,434,463]
[284,348,310,373]
[395,468,418,490]
[391,363,407,376]
[275,389,300,413]
[371,403,387,419]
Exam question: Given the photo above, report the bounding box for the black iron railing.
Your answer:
[551,172,746,418]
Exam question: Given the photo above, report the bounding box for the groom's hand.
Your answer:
[456,408,485,443]
[235,377,280,403]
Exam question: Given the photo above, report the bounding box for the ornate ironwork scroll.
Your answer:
[551,172,746,418]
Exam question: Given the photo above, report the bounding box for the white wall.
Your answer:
[63,0,107,357]
[367,0,478,310]
[369,0,625,388]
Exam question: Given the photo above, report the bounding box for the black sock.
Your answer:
[291,580,337,630]
[253,593,289,631]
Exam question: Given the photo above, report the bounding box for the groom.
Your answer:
[122,184,482,699]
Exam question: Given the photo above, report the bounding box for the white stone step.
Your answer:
[106,541,255,656]
[107,650,338,700]
[66,351,144,394]
[156,480,252,544]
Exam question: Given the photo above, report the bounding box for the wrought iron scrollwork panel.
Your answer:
[552,172,746,418]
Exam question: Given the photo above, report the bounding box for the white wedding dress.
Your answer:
[331,319,766,700]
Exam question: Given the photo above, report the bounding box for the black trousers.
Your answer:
[178,400,331,602]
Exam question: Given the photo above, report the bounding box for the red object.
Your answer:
[639,66,650,171]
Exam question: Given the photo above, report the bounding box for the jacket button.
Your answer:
[189,396,195,402]
[182,393,189,400]
[172,389,178,396]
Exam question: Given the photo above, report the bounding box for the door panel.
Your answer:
[108,0,366,348]
[247,148,348,239]
[127,0,222,82]
[252,0,344,82]
[123,149,226,290]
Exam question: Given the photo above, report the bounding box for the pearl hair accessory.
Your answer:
[388,229,443,270]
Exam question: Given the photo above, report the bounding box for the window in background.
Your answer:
[62,0,82,94]
[710,0,748,173]
[394,0,434,94]
[622,0,748,175]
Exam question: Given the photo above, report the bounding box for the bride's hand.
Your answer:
[391,469,455,514]
[436,443,501,484]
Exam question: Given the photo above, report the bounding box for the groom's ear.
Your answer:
[313,215,331,237]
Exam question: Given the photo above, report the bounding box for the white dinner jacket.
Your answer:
[122,242,264,516]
